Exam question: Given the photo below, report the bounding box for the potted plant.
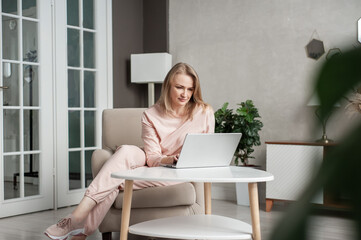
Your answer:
[214,100,263,166]
[214,100,264,206]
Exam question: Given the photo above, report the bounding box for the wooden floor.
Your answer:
[0,200,356,240]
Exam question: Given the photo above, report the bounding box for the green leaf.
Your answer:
[221,102,229,111]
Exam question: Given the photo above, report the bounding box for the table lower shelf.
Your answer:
[129,214,252,239]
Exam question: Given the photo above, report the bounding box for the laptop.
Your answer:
[161,133,242,168]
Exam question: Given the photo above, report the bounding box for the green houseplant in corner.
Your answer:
[214,100,263,166]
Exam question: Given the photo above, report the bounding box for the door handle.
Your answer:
[0,86,9,89]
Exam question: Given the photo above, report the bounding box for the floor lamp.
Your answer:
[131,53,172,107]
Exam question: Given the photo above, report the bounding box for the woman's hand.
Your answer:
[161,154,179,165]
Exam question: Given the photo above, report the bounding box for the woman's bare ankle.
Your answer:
[70,235,87,240]
[71,196,96,222]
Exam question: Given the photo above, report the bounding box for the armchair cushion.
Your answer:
[102,108,145,152]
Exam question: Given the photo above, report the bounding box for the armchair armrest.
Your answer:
[91,149,113,178]
[191,182,205,212]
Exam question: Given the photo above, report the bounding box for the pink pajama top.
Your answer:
[141,104,215,167]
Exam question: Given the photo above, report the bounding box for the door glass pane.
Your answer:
[67,0,79,26]
[3,109,20,152]
[83,0,94,29]
[23,20,38,62]
[2,0,18,15]
[84,71,94,107]
[68,70,80,107]
[23,65,38,106]
[69,111,80,148]
[24,110,39,151]
[69,151,81,190]
[2,16,19,60]
[84,111,95,147]
[85,150,93,187]
[4,155,21,200]
[24,154,39,197]
[83,31,94,68]
[68,28,80,67]
[3,63,19,106]
[22,0,37,18]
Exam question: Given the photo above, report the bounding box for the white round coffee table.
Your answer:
[111,166,274,240]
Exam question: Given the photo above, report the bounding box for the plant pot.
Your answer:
[236,165,261,206]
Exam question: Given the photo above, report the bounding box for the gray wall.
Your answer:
[143,0,168,98]
[112,0,167,108]
[169,0,361,169]
[143,0,168,53]
[113,0,145,108]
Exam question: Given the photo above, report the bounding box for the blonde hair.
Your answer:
[157,62,208,119]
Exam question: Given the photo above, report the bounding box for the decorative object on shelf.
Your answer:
[214,100,263,165]
[305,30,325,60]
[131,53,172,107]
[308,46,341,143]
[307,92,340,143]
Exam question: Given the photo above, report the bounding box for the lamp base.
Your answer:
[316,135,334,144]
[148,82,155,107]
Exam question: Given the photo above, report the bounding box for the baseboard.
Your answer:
[211,182,236,201]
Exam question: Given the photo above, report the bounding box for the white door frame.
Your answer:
[0,0,54,218]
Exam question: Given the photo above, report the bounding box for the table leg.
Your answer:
[248,182,261,240]
[120,180,134,240]
[204,182,212,215]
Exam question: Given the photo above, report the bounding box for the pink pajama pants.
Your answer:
[83,145,177,235]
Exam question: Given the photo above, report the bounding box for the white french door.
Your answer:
[0,0,53,217]
[0,0,112,217]
[55,0,112,208]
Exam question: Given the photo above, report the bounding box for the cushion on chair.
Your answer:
[102,108,146,152]
[113,182,196,209]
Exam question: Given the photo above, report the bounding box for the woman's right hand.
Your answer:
[160,155,179,165]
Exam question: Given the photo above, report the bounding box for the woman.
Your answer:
[45,62,215,240]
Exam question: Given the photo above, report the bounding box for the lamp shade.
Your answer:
[307,92,340,107]
[131,53,172,84]
[307,92,320,106]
